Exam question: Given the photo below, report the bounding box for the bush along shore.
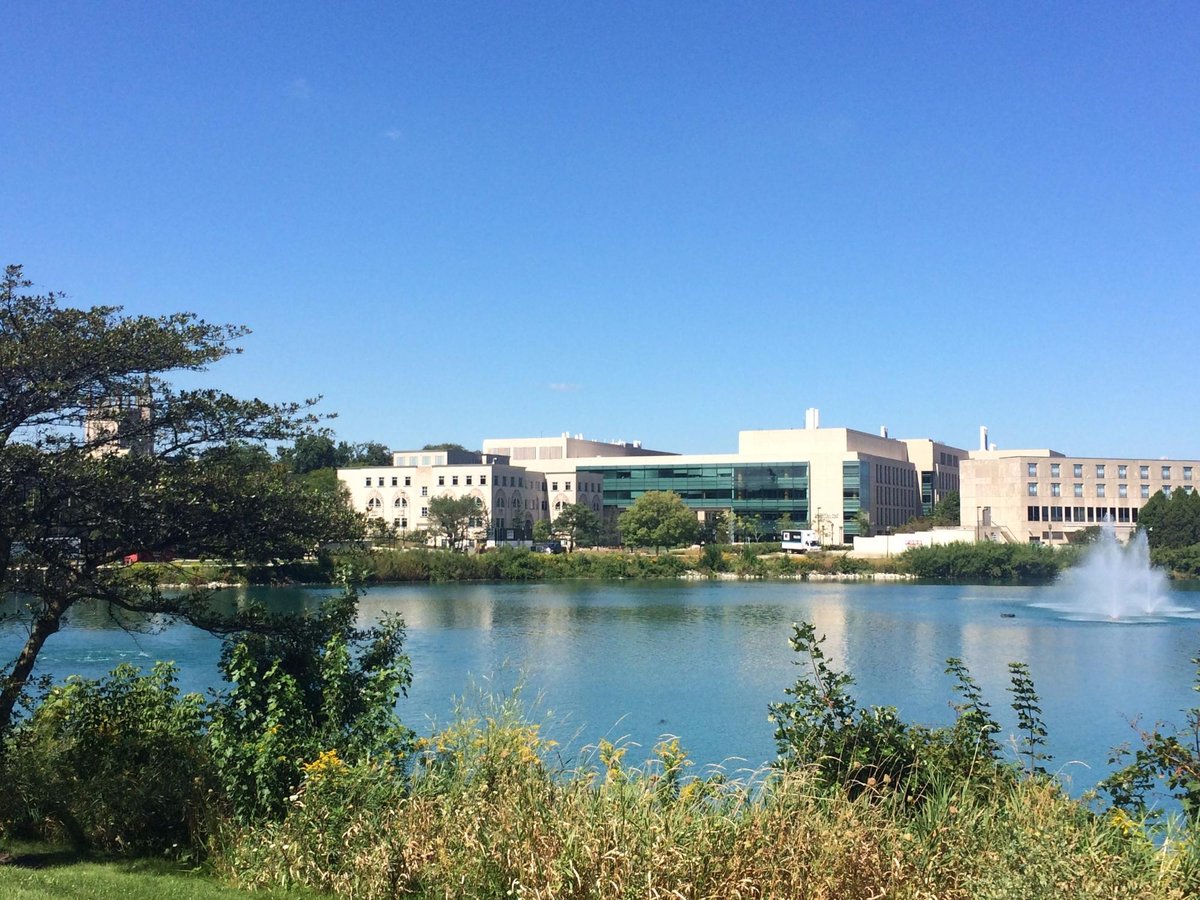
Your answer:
[4,588,1200,899]
[125,538,1200,592]
[127,540,1120,588]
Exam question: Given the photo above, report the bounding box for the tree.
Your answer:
[278,434,392,473]
[352,440,392,467]
[552,503,601,551]
[617,491,699,554]
[0,265,361,739]
[427,494,486,550]
[1138,489,1200,550]
[931,491,961,526]
[532,519,552,542]
[281,433,339,474]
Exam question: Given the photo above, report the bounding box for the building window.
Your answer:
[1140,465,1149,479]
[1097,484,1106,498]
[391,476,398,487]
[1050,483,1061,497]
[1028,506,1040,521]
[364,477,371,487]
[1118,465,1127,478]
[466,475,472,485]
[565,481,572,491]
[1074,464,1083,478]
[1050,463,1060,477]
[420,506,428,517]
[452,476,459,486]
[1118,484,1128,498]
[438,476,445,486]
[1027,463,1038,477]
[1141,484,1150,498]
[400,517,407,528]
[1095,464,1106,478]
[1027,483,1038,496]
[1163,466,1172,480]
[404,476,411,486]
[552,481,558,491]
[394,498,403,508]
[1186,467,1194,481]
[420,486,428,497]
[1073,483,1083,498]
[480,475,487,485]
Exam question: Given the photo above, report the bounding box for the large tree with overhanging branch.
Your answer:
[0,265,361,738]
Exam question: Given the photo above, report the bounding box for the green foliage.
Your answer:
[0,265,361,739]
[618,491,700,553]
[931,490,960,526]
[1102,653,1200,824]
[770,624,1033,807]
[551,502,601,551]
[1139,488,1200,550]
[1151,544,1200,578]
[698,544,727,573]
[426,494,486,551]
[900,541,1064,580]
[769,622,922,796]
[207,580,413,822]
[279,434,392,473]
[945,657,1002,765]
[532,519,551,542]
[0,662,211,854]
[1007,662,1050,777]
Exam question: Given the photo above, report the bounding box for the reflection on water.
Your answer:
[4,580,1200,790]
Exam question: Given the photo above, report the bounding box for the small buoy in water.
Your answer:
[1000,613,1015,618]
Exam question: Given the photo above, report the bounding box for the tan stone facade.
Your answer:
[960,451,1199,544]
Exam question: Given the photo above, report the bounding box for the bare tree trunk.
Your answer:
[0,596,67,738]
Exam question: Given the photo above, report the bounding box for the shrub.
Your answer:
[900,541,1064,581]
[208,580,413,822]
[0,662,211,854]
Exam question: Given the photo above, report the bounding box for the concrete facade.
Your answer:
[340,451,549,541]
[960,451,1200,544]
[339,421,967,546]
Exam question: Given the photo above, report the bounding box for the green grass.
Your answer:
[0,845,315,900]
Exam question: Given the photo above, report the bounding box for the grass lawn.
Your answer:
[0,845,316,899]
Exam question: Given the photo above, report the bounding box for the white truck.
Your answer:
[780,529,822,554]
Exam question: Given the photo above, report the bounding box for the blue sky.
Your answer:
[4,2,1197,458]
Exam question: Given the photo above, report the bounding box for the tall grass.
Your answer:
[220,690,1197,899]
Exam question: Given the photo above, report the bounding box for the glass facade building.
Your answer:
[590,462,810,525]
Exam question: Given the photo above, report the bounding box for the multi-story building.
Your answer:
[339,414,967,547]
[483,413,963,545]
[340,448,547,542]
[961,446,1200,544]
[481,433,670,518]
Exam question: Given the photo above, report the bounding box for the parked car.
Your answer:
[533,540,565,554]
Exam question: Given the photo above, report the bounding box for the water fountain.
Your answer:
[1055,520,1172,619]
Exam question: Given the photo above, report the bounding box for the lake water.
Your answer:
[5,578,1200,791]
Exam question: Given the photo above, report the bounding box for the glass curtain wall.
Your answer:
[594,463,809,526]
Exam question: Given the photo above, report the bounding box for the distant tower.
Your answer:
[84,378,153,457]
